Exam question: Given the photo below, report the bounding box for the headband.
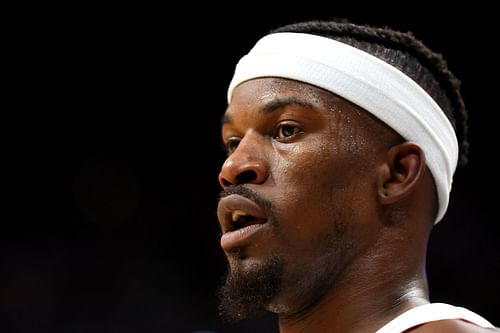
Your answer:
[227,32,458,223]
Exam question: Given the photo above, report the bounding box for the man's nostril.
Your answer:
[221,178,233,187]
[236,170,257,184]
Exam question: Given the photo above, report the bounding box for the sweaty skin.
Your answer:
[217,78,491,332]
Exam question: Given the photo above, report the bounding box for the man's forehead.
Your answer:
[226,78,347,114]
[230,77,324,100]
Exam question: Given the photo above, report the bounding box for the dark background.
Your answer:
[3,5,499,333]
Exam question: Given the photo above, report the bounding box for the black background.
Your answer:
[2,5,499,333]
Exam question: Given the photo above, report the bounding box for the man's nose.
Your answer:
[218,134,269,189]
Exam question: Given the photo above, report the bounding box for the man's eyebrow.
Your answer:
[261,97,315,114]
[221,113,232,126]
[221,96,315,126]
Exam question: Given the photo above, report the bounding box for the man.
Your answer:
[215,20,499,332]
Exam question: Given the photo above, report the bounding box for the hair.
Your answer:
[271,20,469,166]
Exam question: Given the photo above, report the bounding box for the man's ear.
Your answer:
[377,142,426,205]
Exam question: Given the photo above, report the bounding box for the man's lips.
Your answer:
[217,194,267,249]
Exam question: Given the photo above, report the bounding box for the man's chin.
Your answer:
[217,254,284,322]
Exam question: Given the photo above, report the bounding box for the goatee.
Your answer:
[217,255,284,322]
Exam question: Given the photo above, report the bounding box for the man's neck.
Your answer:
[278,276,429,333]
[277,235,430,333]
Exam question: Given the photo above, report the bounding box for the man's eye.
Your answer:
[224,138,240,155]
[274,123,302,140]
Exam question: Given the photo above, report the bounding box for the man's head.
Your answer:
[216,20,467,322]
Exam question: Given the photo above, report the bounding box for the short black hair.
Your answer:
[271,20,469,166]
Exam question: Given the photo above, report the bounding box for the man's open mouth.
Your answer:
[217,194,268,249]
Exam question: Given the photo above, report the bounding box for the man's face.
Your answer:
[217,78,384,319]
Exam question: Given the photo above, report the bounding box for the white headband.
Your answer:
[227,32,458,223]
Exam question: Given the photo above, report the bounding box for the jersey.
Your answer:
[375,303,495,333]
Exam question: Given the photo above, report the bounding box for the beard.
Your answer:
[217,254,284,322]
[217,218,354,322]
[217,185,354,322]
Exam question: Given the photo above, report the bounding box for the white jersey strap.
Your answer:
[375,303,494,333]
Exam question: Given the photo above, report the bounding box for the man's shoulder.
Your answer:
[408,319,500,332]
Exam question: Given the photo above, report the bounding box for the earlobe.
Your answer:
[377,143,426,205]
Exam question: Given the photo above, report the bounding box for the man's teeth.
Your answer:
[232,210,248,223]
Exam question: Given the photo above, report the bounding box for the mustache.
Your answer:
[219,185,272,212]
